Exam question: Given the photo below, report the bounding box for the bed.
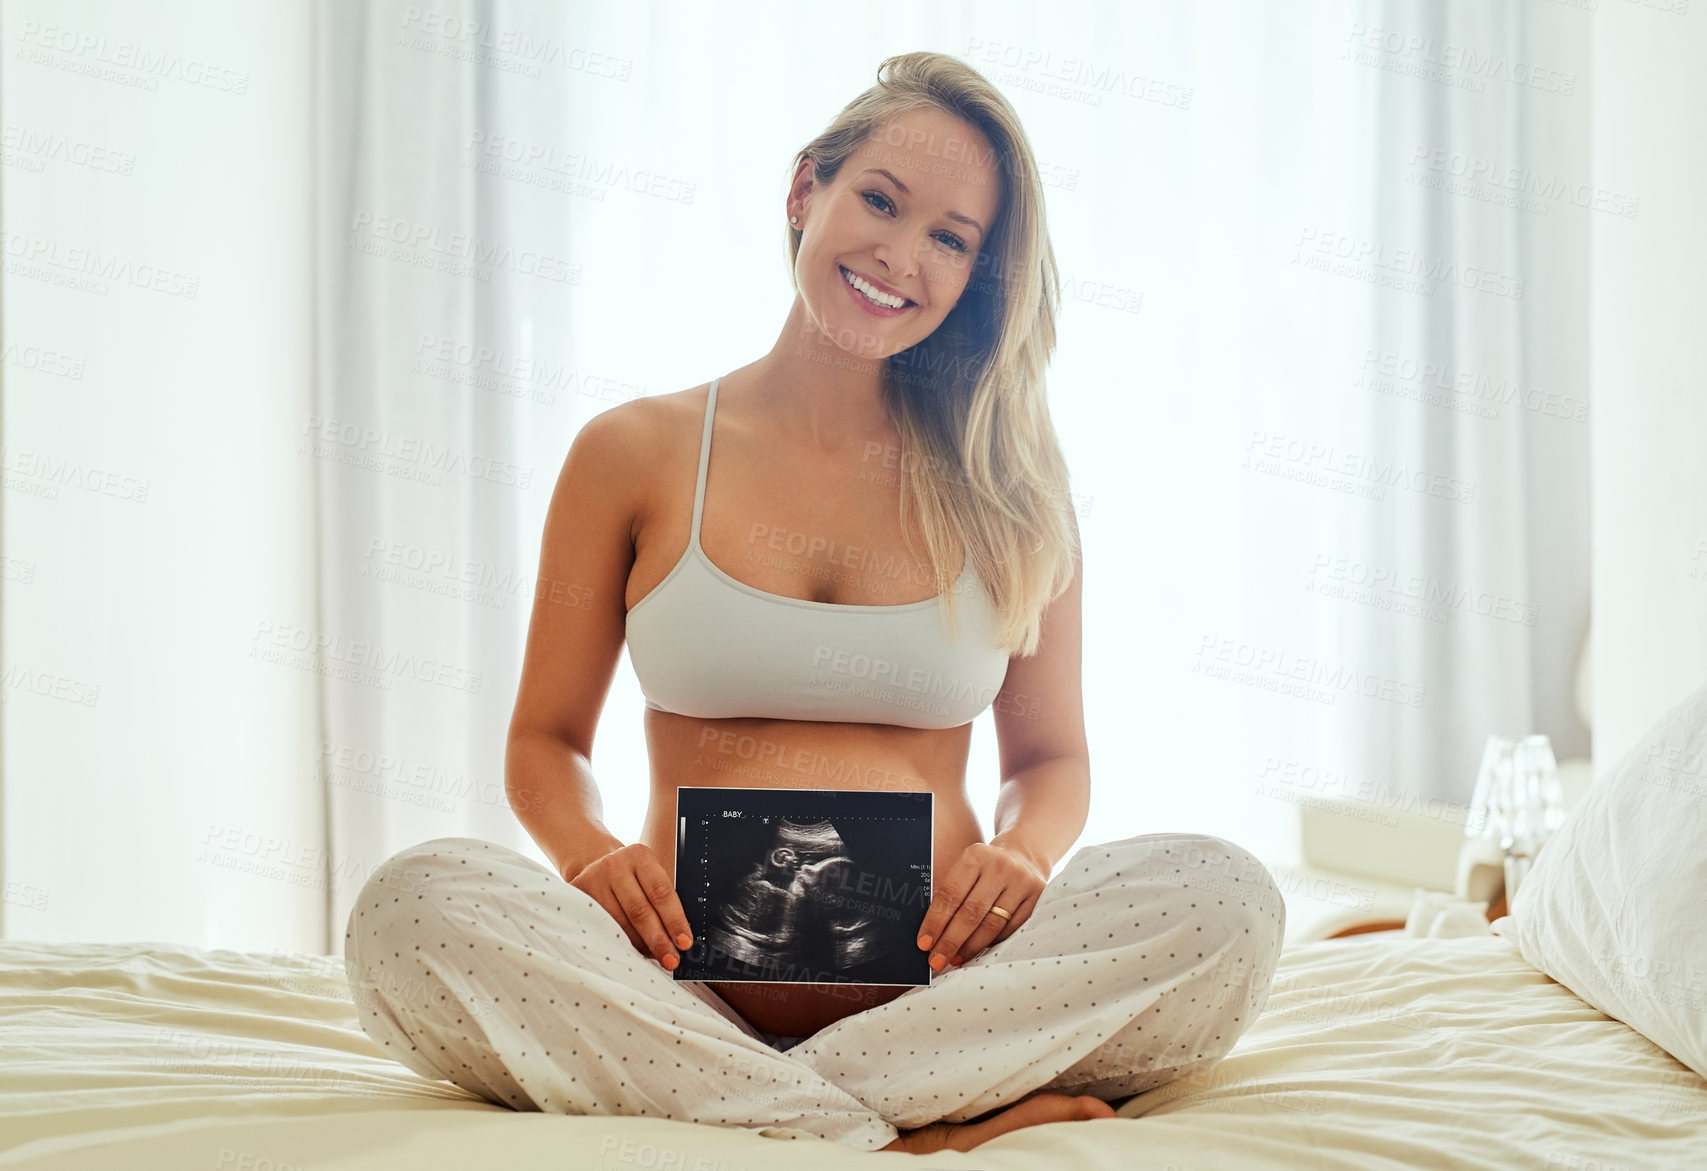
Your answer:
[3,931,1702,1170]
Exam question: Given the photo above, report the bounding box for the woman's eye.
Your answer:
[862,191,969,254]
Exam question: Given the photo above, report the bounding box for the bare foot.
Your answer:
[880,1091,1118,1154]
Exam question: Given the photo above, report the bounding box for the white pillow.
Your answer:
[1492,676,1707,1078]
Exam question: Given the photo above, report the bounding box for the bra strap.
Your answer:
[690,376,719,541]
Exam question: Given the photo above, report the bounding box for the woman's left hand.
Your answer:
[916,840,1049,971]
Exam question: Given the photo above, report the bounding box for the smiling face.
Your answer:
[789,106,1004,360]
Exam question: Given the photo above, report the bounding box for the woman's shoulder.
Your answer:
[572,382,708,464]
[560,384,714,533]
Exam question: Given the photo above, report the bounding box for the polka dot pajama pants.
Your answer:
[344,831,1286,1151]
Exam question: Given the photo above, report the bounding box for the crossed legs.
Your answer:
[344,831,1285,1150]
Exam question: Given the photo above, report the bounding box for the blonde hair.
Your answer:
[784,50,1078,657]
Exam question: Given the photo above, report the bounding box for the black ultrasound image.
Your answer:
[673,787,933,985]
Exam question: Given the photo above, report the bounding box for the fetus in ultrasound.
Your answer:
[707,818,889,978]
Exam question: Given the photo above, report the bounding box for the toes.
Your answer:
[1076,1095,1117,1118]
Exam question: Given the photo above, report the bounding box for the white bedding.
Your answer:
[1,935,1702,1169]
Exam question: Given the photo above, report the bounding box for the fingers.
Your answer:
[916,851,978,957]
[924,868,1012,971]
[952,889,1037,964]
[918,853,1002,970]
[631,848,696,954]
[917,842,1048,970]
[571,845,695,971]
[610,869,682,970]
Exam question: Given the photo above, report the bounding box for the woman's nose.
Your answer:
[871,235,923,282]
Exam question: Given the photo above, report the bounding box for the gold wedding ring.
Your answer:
[987,905,1011,920]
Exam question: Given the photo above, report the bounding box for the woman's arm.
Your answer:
[989,757,1091,877]
[506,733,626,882]
[988,531,1089,876]
[505,403,654,881]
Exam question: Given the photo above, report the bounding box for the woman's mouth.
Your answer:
[839,265,915,317]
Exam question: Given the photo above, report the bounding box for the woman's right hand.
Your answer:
[568,843,695,971]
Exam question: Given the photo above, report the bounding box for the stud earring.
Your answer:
[790,215,798,225]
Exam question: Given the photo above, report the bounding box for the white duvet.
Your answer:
[0,934,1702,1169]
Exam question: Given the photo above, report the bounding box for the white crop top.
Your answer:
[623,376,1012,729]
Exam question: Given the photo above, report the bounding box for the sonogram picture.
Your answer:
[673,786,933,985]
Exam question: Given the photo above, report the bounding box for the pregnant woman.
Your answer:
[345,50,1285,1154]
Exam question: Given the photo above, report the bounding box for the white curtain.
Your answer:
[1,0,320,949]
[1,0,1591,952]
[312,0,578,949]
[1338,1,1591,809]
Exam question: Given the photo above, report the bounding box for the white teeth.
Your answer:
[841,266,908,309]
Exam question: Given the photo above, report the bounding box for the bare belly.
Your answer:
[638,709,983,1037]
